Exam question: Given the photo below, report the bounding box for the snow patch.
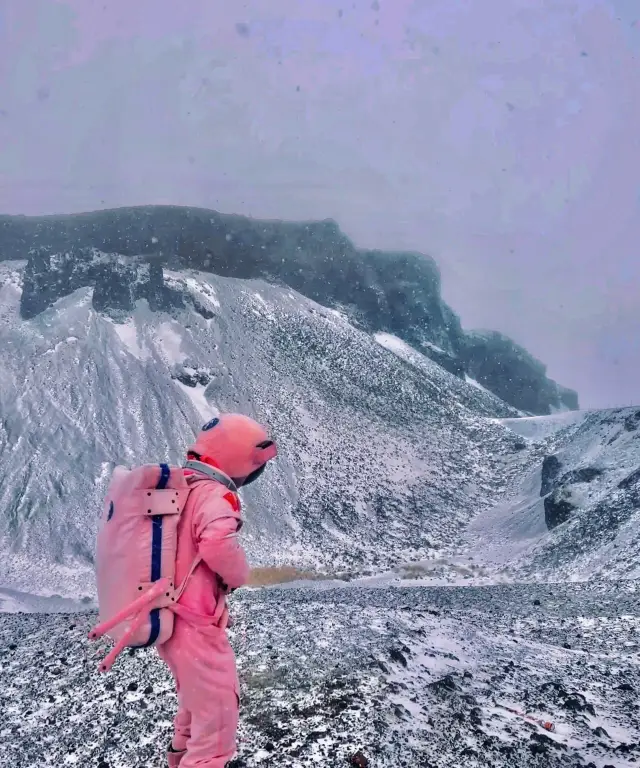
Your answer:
[465,373,492,395]
[0,264,24,299]
[111,320,149,360]
[424,340,446,354]
[374,332,412,357]
[94,462,111,488]
[374,333,442,384]
[155,322,186,365]
[185,276,220,308]
[327,307,349,323]
[43,336,80,355]
[498,410,587,440]
[245,291,276,321]
[174,380,217,421]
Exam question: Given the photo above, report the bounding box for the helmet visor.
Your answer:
[232,462,267,488]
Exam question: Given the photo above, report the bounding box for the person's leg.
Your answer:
[171,694,192,751]
[158,640,191,765]
[180,686,238,767]
[167,743,186,768]
[160,623,240,767]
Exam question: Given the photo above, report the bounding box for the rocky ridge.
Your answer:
[1,206,578,415]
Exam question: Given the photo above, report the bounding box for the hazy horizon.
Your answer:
[1,0,638,408]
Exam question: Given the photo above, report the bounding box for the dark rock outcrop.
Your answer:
[1,206,578,414]
[460,330,579,415]
[544,488,577,530]
[2,208,455,354]
[559,467,603,485]
[172,368,212,388]
[624,411,640,432]
[541,455,563,497]
[619,467,640,490]
[542,462,603,500]
[20,245,184,319]
[542,454,607,530]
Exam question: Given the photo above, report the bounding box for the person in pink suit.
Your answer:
[160,412,278,768]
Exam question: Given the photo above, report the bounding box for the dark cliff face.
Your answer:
[1,205,577,414]
[20,247,186,319]
[461,330,579,415]
[2,206,456,349]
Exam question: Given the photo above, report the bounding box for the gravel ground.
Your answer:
[1,581,639,767]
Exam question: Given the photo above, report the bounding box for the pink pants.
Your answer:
[158,621,240,767]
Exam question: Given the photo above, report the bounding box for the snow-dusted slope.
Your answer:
[0,259,529,601]
[464,407,640,581]
[1,250,637,601]
[374,331,520,417]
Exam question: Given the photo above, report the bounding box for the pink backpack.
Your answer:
[88,462,234,673]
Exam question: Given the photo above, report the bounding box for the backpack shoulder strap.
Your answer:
[172,462,241,601]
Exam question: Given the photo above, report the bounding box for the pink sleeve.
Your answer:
[192,494,250,590]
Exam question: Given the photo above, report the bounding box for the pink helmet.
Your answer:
[187,413,278,486]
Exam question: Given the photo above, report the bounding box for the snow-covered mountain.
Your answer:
[0,254,528,603]
[1,206,578,414]
[0,208,638,605]
[1,209,639,768]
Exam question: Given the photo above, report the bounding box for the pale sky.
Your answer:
[1,0,638,408]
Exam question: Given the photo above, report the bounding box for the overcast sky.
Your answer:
[1,0,638,408]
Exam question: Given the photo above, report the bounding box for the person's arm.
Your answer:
[193,494,250,590]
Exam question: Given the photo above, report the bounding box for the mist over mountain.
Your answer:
[1,206,578,416]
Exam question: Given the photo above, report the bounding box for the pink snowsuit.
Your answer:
[157,468,249,767]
